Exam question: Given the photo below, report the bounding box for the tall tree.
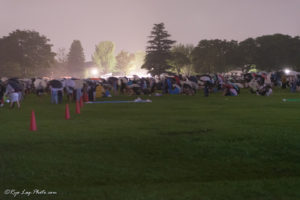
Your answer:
[67,40,85,77]
[115,51,135,76]
[92,41,116,74]
[142,23,176,76]
[0,29,56,77]
[0,61,23,77]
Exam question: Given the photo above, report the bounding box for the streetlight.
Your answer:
[284,69,291,75]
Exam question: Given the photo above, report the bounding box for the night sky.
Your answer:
[1,0,299,61]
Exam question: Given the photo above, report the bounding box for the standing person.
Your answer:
[64,79,75,102]
[49,80,63,104]
[282,75,287,89]
[65,86,74,102]
[73,79,83,101]
[112,80,118,95]
[50,86,58,104]
[75,87,82,102]
[82,83,89,102]
[204,81,209,97]
[57,88,63,104]
[290,77,297,93]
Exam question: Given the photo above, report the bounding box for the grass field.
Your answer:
[1,89,300,200]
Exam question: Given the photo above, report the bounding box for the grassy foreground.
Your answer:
[1,90,300,200]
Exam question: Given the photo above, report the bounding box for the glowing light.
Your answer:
[91,68,99,76]
[284,69,291,75]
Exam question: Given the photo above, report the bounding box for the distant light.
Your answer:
[91,68,99,76]
[284,69,291,75]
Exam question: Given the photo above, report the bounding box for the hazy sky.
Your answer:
[1,0,299,61]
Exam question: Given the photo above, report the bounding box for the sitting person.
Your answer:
[257,85,272,96]
[223,84,238,96]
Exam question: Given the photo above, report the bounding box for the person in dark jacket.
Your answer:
[204,81,210,97]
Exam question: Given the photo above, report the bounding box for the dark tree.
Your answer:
[236,38,259,72]
[142,23,176,76]
[169,44,194,75]
[0,30,56,77]
[168,51,190,75]
[255,34,298,71]
[290,36,300,70]
[67,40,85,77]
[233,35,300,72]
[192,39,238,73]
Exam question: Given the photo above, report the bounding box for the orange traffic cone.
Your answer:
[76,101,80,114]
[80,96,83,108]
[30,110,37,131]
[65,104,70,120]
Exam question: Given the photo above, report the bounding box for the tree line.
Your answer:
[143,23,300,76]
[1,25,300,78]
[0,30,146,78]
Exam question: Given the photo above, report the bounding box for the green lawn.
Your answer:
[1,90,300,200]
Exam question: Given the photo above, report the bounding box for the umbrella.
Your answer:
[217,75,224,82]
[64,79,75,88]
[199,75,211,82]
[49,80,62,88]
[1,77,8,82]
[8,78,23,90]
[34,79,47,88]
[108,77,118,82]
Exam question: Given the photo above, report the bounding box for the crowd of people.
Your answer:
[0,70,299,109]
